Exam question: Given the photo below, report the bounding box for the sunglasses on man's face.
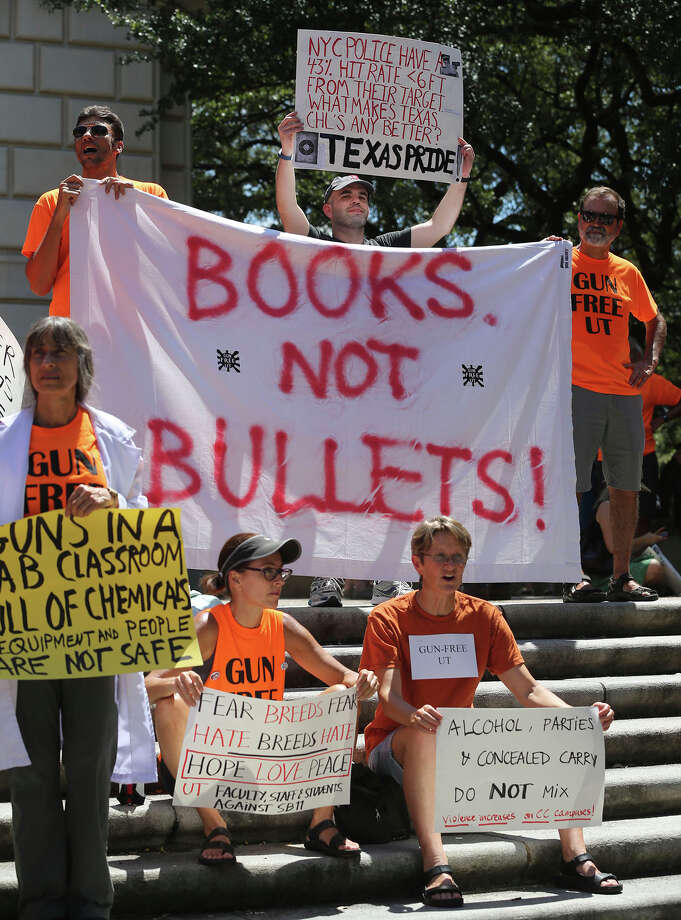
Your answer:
[73,124,110,139]
[579,208,620,226]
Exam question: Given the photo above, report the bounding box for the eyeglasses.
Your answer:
[579,209,620,226]
[421,553,467,566]
[240,566,293,582]
[73,124,110,138]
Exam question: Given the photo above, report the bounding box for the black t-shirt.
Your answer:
[307,225,412,247]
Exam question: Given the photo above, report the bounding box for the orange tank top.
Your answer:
[203,604,286,700]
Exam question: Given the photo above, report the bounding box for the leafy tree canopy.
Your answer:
[50,1,681,447]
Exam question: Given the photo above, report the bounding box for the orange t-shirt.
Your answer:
[571,248,658,395]
[22,178,168,317]
[24,408,107,516]
[642,374,681,454]
[203,604,286,700]
[596,371,681,460]
[359,591,524,756]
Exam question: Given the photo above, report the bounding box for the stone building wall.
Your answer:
[0,0,192,345]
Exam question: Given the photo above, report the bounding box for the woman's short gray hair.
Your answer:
[24,316,94,403]
[411,516,472,558]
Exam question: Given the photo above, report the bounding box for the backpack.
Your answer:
[334,762,411,844]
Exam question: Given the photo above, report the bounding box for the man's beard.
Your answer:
[333,211,368,232]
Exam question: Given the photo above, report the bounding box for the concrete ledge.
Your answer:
[0,815,678,915]
[281,604,369,643]
[284,637,681,686]
[505,637,681,680]
[604,764,681,818]
[282,598,681,643]
[472,675,681,717]
[1,686,678,803]
[0,760,679,858]
[100,876,681,919]
[351,718,681,768]
[605,717,681,766]
[500,597,681,639]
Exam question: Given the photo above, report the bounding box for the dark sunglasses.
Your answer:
[579,208,620,226]
[73,124,110,138]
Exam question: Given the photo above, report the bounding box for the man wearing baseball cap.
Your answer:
[275,112,475,607]
[276,112,474,249]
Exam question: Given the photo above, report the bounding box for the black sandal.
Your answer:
[304,818,361,858]
[198,826,237,867]
[560,852,622,894]
[562,577,607,603]
[606,572,658,602]
[422,864,464,908]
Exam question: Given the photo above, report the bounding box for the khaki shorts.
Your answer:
[572,385,644,492]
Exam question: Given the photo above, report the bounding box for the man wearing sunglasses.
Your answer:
[22,105,168,317]
[566,186,666,603]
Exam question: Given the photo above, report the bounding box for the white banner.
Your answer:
[434,707,605,832]
[0,315,26,419]
[295,30,463,183]
[172,688,355,813]
[70,182,580,582]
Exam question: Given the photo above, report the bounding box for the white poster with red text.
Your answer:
[70,182,580,582]
[294,30,463,183]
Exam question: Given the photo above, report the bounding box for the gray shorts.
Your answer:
[572,385,644,492]
[367,729,403,785]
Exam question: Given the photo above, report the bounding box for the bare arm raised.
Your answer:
[275,112,310,236]
[410,138,475,248]
[25,175,83,295]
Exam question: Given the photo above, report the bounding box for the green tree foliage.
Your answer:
[51,2,680,392]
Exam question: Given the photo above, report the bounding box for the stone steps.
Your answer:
[2,594,679,917]
[99,875,681,920]
[283,636,681,686]
[0,751,677,858]
[279,597,681,643]
[286,674,681,720]
[1,814,678,916]
[0,678,677,803]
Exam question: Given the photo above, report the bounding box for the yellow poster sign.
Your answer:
[0,507,202,679]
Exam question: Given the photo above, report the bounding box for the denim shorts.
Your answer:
[367,729,403,785]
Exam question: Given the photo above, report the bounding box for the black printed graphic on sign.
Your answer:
[217,349,241,373]
[296,132,320,164]
[462,364,484,387]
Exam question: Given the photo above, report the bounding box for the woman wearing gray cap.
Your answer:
[145,532,379,866]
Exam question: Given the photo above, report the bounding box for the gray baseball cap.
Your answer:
[219,534,302,578]
[324,174,374,203]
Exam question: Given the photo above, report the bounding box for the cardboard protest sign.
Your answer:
[0,316,26,419]
[0,507,201,679]
[435,707,605,832]
[295,29,463,182]
[173,687,356,813]
[70,183,581,583]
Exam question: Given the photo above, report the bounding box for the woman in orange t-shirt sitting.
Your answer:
[145,532,378,866]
